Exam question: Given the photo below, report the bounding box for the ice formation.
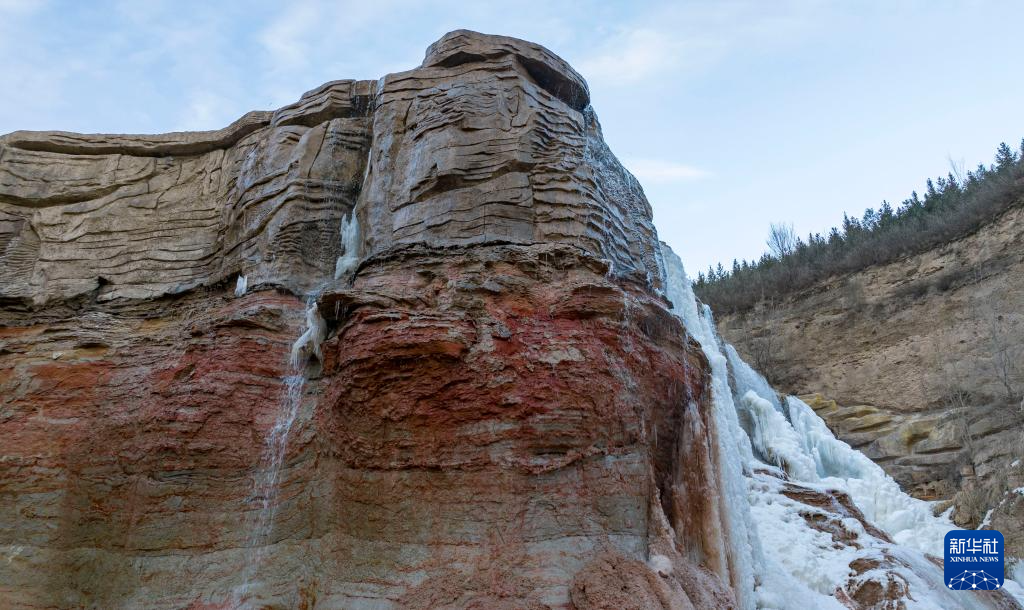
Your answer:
[661,247,761,610]
[289,301,327,369]
[648,553,674,577]
[660,244,1024,608]
[334,211,361,280]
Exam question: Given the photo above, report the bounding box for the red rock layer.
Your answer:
[0,245,739,609]
[0,290,309,607]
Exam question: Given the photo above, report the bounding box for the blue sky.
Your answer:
[2,0,1021,274]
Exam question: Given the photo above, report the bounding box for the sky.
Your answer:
[2,0,1022,274]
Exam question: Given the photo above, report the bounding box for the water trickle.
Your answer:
[236,373,305,604]
[234,298,326,606]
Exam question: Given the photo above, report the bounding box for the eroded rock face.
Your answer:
[0,81,373,302]
[358,31,663,289]
[1,30,728,609]
[0,31,662,307]
[5,28,1009,610]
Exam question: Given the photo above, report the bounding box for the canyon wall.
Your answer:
[2,28,1020,610]
[717,203,1024,556]
[0,31,735,609]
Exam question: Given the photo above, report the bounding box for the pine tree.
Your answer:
[694,136,1024,315]
[995,142,1017,169]
[879,201,895,226]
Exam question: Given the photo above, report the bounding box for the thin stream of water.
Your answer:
[235,373,305,604]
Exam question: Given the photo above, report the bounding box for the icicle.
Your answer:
[739,390,818,481]
[290,301,326,368]
[234,274,248,297]
[725,344,782,413]
[333,211,360,280]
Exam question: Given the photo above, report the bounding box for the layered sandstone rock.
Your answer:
[0,31,732,609]
[0,31,662,307]
[4,28,1017,610]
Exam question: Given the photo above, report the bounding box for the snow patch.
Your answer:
[1006,560,1024,605]
[980,509,995,529]
[648,554,673,577]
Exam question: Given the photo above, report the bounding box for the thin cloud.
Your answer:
[625,158,711,183]
[258,1,320,75]
[574,2,814,89]
[0,0,45,14]
[577,28,686,85]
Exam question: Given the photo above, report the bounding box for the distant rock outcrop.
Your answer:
[717,203,1024,561]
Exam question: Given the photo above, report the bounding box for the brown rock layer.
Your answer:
[0,244,738,608]
[3,27,1010,610]
[1,30,731,609]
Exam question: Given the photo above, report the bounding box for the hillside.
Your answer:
[716,200,1024,560]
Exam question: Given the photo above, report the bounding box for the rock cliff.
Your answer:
[0,31,732,609]
[1,29,1019,610]
[717,202,1024,563]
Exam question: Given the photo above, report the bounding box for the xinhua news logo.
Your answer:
[945,530,1004,591]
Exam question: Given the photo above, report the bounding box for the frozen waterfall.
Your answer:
[289,300,327,369]
[660,244,1023,609]
[234,274,248,297]
[662,247,761,610]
